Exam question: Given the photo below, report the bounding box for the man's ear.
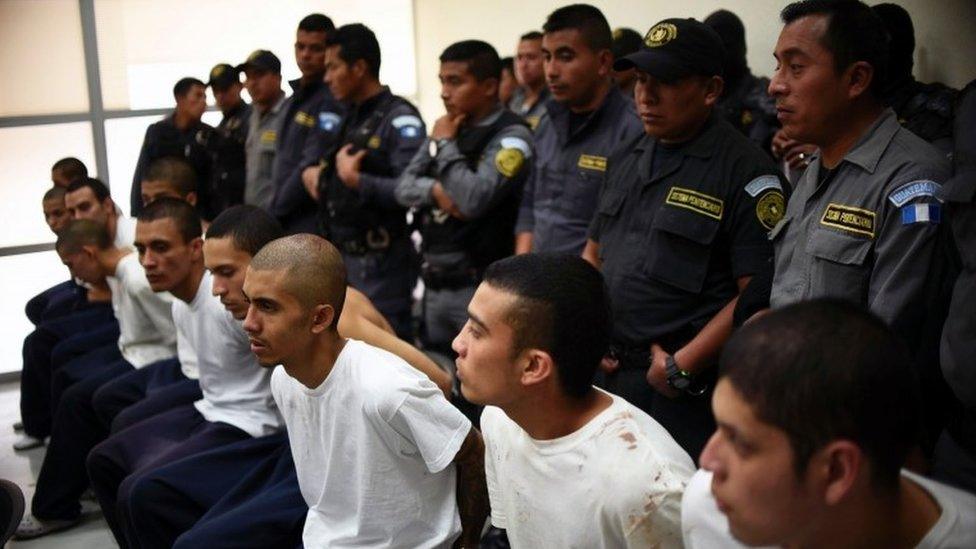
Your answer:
[482,76,500,101]
[353,58,370,80]
[520,349,555,388]
[186,191,198,207]
[704,75,725,107]
[189,236,204,261]
[809,440,863,506]
[596,48,614,77]
[310,303,336,334]
[845,61,874,101]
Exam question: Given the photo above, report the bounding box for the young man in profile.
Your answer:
[682,300,976,548]
[241,234,486,547]
[454,253,694,548]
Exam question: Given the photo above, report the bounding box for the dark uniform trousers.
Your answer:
[31,354,134,521]
[90,357,199,432]
[25,280,88,325]
[86,405,251,546]
[19,304,117,439]
[126,431,305,549]
[590,115,787,460]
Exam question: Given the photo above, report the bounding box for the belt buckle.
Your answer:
[366,227,390,250]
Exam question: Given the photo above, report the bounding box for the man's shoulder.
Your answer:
[343,340,429,403]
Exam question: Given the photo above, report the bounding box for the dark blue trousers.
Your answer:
[90,358,192,431]
[19,306,117,438]
[31,357,133,521]
[50,344,124,416]
[25,280,88,325]
[111,378,202,434]
[86,405,251,547]
[126,430,305,549]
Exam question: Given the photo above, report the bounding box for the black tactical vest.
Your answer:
[418,109,528,273]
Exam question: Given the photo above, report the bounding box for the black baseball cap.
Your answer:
[207,63,240,90]
[613,18,725,82]
[236,50,281,75]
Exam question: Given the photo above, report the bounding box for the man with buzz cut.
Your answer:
[515,4,643,255]
[241,234,486,547]
[303,23,427,338]
[508,31,548,130]
[396,39,534,355]
[123,205,453,548]
[85,199,283,547]
[454,254,694,548]
[682,299,976,549]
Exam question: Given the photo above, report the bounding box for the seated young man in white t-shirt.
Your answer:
[85,198,285,545]
[682,299,976,549]
[453,254,695,548]
[121,205,453,548]
[242,234,486,548]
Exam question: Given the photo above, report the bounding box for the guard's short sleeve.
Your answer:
[726,171,789,278]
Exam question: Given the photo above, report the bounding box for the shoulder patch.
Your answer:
[756,191,786,230]
[665,187,724,220]
[294,111,315,127]
[495,148,525,178]
[318,112,341,133]
[901,203,942,225]
[391,114,422,129]
[820,203,875,238]
[499,136,531,157]
[744,175,783,197]
[888,180,942,207]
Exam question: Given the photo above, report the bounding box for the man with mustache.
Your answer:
[583,17,787,458]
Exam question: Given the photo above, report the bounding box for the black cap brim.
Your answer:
[614,50,693,83]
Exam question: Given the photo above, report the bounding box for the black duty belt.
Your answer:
[336,227,396,256]
[422,265,480,291]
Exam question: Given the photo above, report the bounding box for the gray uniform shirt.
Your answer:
[770,108,950,331]
[395,106,534,268]
[244,93,288,210]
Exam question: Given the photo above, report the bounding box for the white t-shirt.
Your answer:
[172,270,282,438]
[482,391,695,549]
[106,252,177,368]
[113,215,136,249]
[271,339,471,548]
[682,469,976,549]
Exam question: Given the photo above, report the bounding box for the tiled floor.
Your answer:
[0,380,115,548]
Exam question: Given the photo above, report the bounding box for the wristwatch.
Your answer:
[428,138,450,158]
[665,355,708,396]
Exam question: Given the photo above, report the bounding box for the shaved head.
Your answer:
[249,234,347,322]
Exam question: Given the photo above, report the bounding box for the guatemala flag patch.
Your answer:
[900,203,941,225]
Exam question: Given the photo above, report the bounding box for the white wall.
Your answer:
[411,0,976,124]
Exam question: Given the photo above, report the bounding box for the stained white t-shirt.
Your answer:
[172,270,282,438]
[106,252,176,368]
[682,469,976,549]
[271,339,471,548]
[482,391,695,549]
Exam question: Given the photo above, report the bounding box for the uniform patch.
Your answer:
[260,130,276,144]
[495,148,525,178]
[741,109,754,127]
[499,137,531,156]
[820,203,875,238]
[645,22,677,47]
[526,115,541,131]
[318,112,341,133]
[756,191,786,230]
[367,135,381,149]
[294,111,315,127]
[392,114,423,139]
[665,187,724,220]
[578,154,607,172]
[901,203,941,225]
[744,175,783,197]
[888,180,942,207]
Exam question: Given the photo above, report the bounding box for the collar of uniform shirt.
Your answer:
[835,108,901,174]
